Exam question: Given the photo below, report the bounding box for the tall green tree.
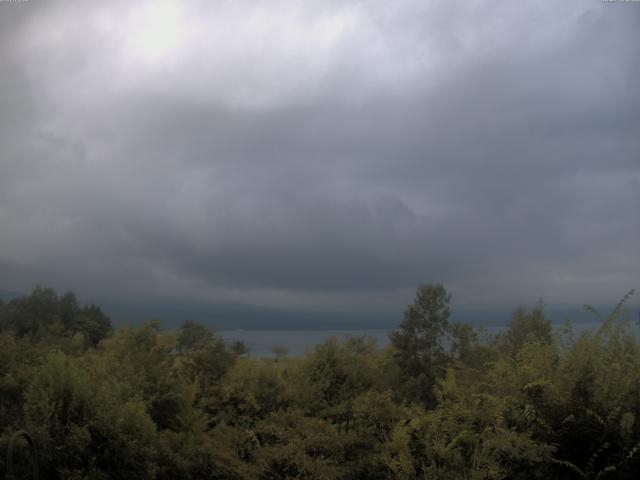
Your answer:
[390,283,451,406]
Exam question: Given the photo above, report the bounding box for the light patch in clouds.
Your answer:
[124,0,189,64]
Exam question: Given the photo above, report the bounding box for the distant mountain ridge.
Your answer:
[97,298,400,331]
[1,287,633,331]
[96,298,619,331]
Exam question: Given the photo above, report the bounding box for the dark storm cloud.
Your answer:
[0,0,638,315]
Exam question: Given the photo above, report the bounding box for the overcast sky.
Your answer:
[0,0,638,322]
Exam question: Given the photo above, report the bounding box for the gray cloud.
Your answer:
[0,0,638,321]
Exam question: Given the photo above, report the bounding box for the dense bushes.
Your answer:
[0,285,638,479]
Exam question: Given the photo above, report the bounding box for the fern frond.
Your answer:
[584,304,604,322]
[551,457,585,477]
[585,409,605,427]
[625,440,640,460]
[586,441,610,475]
[610,289,635,320]
[595,464,617,479]
[595,289,636,339]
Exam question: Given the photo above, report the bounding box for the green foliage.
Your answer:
[253,410,345,479]
[0,286,112,347]
[177,320,215,353]
[299,335,382,425]
[449,321,479,365]
[2,285,640,479]
[218,358,291,426]
[500,303,552,356]
[21,352,158,479]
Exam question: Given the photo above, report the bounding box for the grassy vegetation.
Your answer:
[1,285,638,479]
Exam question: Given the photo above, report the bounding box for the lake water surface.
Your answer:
[219,322,637,357]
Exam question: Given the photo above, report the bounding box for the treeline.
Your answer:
[0,285,639,479]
